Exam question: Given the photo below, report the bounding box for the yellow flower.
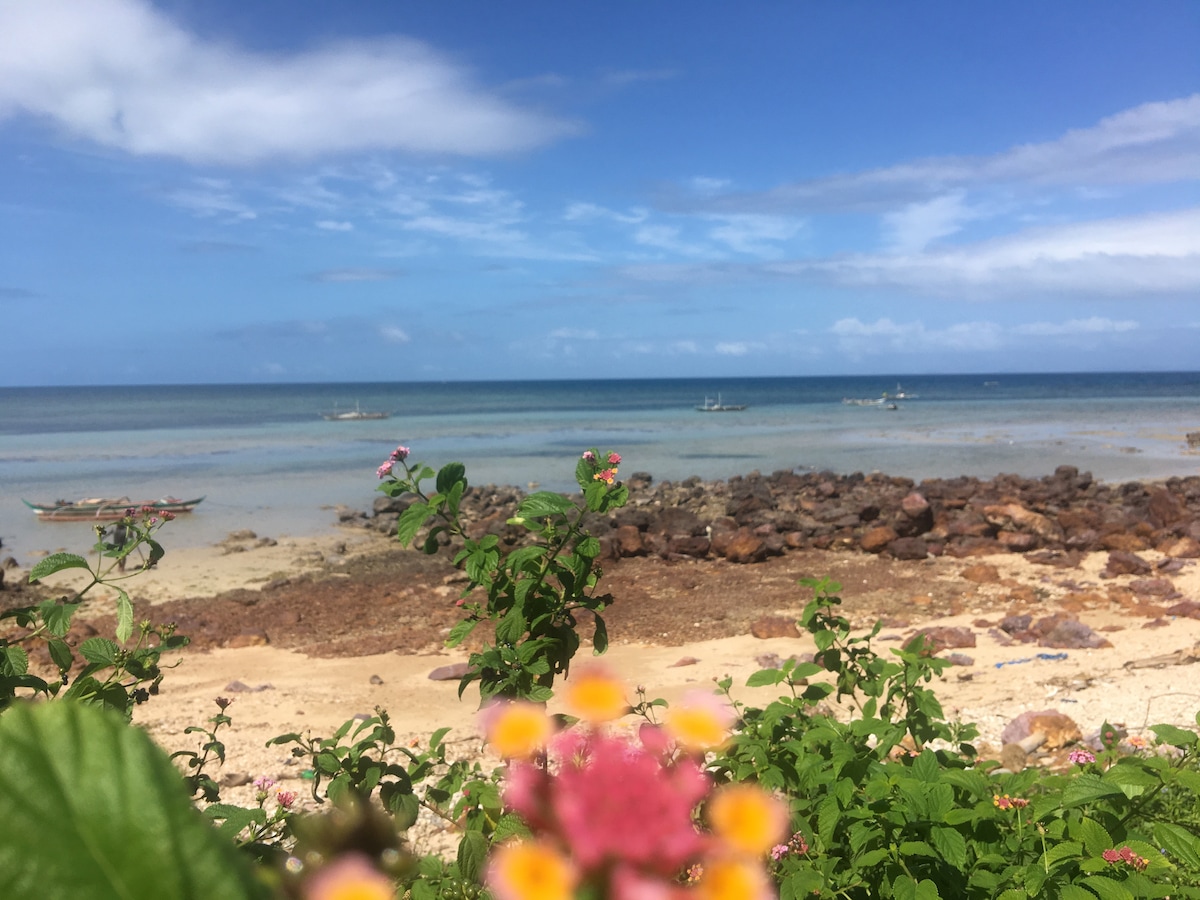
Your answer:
[562,666,628,724]
[707,784,789,857]
[303,853,394,900]
[483,702,553,759]
[488,841,577,900]
[695,856,772,900]
[664,691,734,752]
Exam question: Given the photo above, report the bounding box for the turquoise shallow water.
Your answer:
[2,373,1199,558]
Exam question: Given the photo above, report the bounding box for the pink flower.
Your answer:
[607,452,621,465]
[253,776,277,792]
[377,460,394,479]
[1102,849,1122,863]
[277,790,298,809]
[1126,735,1148,749]
[390,445,410,462]
[161,510,176,520]
[508,731,710,878]
[581,450,597,463]
[1068,748,1096,765]
[593,468,617,485]
[770,844,789,861]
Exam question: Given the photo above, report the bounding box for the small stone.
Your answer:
[369,674,385,685]
[669,656,700,668]
[749,616,799,639]
[428,662,472,681]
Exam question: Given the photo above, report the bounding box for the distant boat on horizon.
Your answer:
[696,394,747,412]
[321,401,390,421]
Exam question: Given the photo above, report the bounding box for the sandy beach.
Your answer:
[13,513,1200,858]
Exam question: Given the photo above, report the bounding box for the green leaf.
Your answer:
[592,615,608,655]
[1081,875,1134,900]
[47,639,74,673]
[1062,773,1127,807]
[0,701,263,899]
[0,646,29,677]
[29,553,91,581]
[115,590,134,644]
[1156,821,1200,869]
[1076,817,1114,858]
[446,618,479,648]
[1044,840,1084,868]
[456,830,488,885]
[80,637,120,667]
[1149,723,1198,748]
[492,813,531,842]
[1058,886,1101,900]
[396,502,433,548]
[436,462,467,495]
[39,600,81,636]
[518,491,575,519]
[746,668,787,687]
[575,536,601,559]
[495,607,526,645]
[931,825,968,869]
[205,804,267,840]
[996,891,1027,900]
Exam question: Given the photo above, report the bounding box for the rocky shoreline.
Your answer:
[341,465,1200,570]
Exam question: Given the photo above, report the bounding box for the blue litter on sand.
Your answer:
[994,652,1069,669]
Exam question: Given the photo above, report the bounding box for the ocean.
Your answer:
[2,373,1199,559]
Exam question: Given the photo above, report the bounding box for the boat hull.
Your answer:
[23,497,205,521]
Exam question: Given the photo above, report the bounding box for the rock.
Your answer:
[1036,617,1112,650]
[1104,551,1153,577]
[428,662,472,681]
[369,674,384,685]
[223,680,273,692]
[860,525,897,554]
[887,537,928,560]
[961,563,1002,584]
[226,631,269,648]
[911,626,976,653]
[669,656,700,667]
[983,503,1063,543]
[750,616,799,639]
[944,652,975,666]
[997,531,1039,552]
[1162,537,1200,559]
[999,743,1028,771]
[1001,710,1082,750]
[1127,578,1178,598]
[723,528,767,564]
[221,772,254,787]
[1165,600,1200,619]
[1147,488,1188,528]
[225,529,257,542]
[615,524,645,557]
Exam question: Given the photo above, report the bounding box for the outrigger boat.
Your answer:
[23,496,205,521]
[321,402,390,421]
[696,394,747,412]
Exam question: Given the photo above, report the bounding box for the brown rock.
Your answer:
[1127,578,1177,597]
[983,503,1064,542]
[724,528,767,564]
[860,525,898,553]
[911,626,976,653]
[428,662,472,681]
[1104,550,1153,577]
[888,536,928,560]
[900,491,931,519]
[1001,710,1082,750]
[750,616,800,639]
[1161,536,1200,559]
[615,524,645,557]
[226,631,269,648]
[961,563,1002,584]
[999,743,1028,771]
[1101,532,1149,553]
[997,531,1038,552]
[1147,488,1187,528]
[669,656,701,667]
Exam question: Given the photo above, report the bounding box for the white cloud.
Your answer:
[0,0,578,164]
[563,202,648,225]
[316,220,354,232]
[549,328,600,340]
[882,192,975,253]
[706,213,805,257]
[769,207,1200,297]
[166,178,256,220]
[715,342,751,356]
[698,94,1200,214]
[378,325,410,343]
[308,268,404,283]
[634,224,714,258]
[1015,317,1138,336]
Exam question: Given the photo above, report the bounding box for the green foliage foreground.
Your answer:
[2,450,1200,899]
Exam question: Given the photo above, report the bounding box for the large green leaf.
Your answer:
[0,701,264,900]
[518,491,575,519]
[29,553,91,581]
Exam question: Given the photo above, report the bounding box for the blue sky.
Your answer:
[1,1,1198,386]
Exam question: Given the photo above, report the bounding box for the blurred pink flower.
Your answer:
[1068,748,1096,765]
[581,450,597,463]
[303,853,393,900]
[277,790,298,809]
[377,460,394,479]
[607,452,621,465]
[390,445,410,462]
